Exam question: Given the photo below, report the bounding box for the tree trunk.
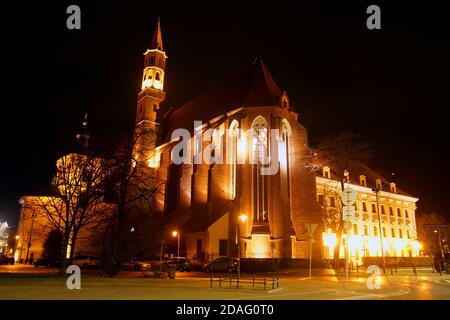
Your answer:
[59,234,69,276]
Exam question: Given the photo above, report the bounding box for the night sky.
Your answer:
[1,1,450,228]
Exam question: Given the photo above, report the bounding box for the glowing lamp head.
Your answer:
[238,214,248,223]
[172,231,178,238]
[15,235,19,240]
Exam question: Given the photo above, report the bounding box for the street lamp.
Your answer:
[236,214,248,283]
[372,188,386,274]
[172,231,180,257]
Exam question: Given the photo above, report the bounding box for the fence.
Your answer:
[209,273,279,291]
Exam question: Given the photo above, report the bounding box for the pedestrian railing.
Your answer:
[209,273,279,291]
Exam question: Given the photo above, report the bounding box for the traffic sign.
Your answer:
[341,187,357,205]
[342,205,355,222]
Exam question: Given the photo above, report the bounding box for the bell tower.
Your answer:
[135,18,167,167]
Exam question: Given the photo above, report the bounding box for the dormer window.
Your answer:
[376,179,382,190]
[323,166,331,179]
[390,182,397,193]
[359,175,367,187]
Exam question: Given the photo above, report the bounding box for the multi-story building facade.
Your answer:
[317,165,421,264]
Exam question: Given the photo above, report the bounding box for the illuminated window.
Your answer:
[373,226,378,237]
[155,72,160,81]
[281,119,292,201]
[323,166,331,179]
[390,182,397,193]
[391,228,396,238]
[404,210,409,218]
[407,230,411,239]
[364,225,369,236]
[371,203,377,213]
[228,120,239,199]
[383,227,387,237]
[389,207,394,216]
[359,175,367,187]
[353,224,358,235]
[397,208,402,217]
[399,229,403,238]
[381,205,386,215]
[362,202,368,212]
[252,116,269,223]
[376,179,382,190]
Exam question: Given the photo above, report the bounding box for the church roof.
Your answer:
[161,58,283,140]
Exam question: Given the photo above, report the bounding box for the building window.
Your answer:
[397,208,402,217]
[404,210,409,218]
[330,197,336,208]
[318,194,324,205]
[399,229,403,238]
[362,202,368,212]
[389,207,394,216]
[407,230,411,239]
[383,227,387,238]
[373,226,378,237]
[359,175,367,187]
[381,205,386,215]
[323,166,331,179]
[354,202,358,210]
[252,116,269,223]
[371,203,377,213]
[228,120,239,200]
[391,228,396,238]
[390,182,397,193]
[364,225,369,236]
[376,179,382,190]
[353,224,358,235]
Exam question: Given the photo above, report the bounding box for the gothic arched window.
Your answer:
[228,120,239,199]
[251,116,269,223]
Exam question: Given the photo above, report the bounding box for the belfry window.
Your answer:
[252,116,269,224]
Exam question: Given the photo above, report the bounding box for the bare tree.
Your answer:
[313,132,373,267]
[99,127,166,277]
[32,152,111,275]
[416,211,449,255]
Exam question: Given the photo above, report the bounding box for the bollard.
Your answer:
[219,273,222,288]
[252,276,255,287]
[210,273,213,288]
[264,278,267,291]
[439,264,442,276]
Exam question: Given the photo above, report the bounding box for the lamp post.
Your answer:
[372,188,386,274]
[172,231,180,257]
[236,214,248,283]
[25,211,37,265]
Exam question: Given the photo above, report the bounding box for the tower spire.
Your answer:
[150,17,163,51]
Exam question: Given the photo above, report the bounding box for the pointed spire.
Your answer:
[150,17,164,51]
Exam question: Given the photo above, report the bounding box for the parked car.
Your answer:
[162,257,192,272]
[122,259,151,271]
[434,252,450,273]
[34,258,62,268]
[203,257,238,273]
[0,254,14,265]
[72,255,99,269]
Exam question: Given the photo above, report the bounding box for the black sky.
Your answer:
[1,1,450,227]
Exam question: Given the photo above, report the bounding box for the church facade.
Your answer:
[134,20,322,262]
